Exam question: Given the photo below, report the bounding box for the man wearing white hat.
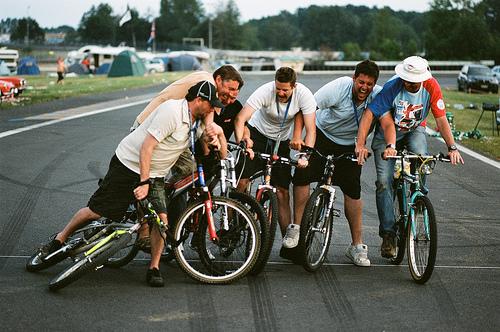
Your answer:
[355,55,463,259]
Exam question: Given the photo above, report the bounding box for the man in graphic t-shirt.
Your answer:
[355,56,463,259]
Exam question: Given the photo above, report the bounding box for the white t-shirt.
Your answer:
[247,81,317,140]
[315,76,382,145]
[116,99,204,178]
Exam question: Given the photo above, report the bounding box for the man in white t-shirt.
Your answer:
[293,60,381,266]
[234,67,317,252]
[28,81,225,287]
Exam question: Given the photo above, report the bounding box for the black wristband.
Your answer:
[137,179,151,186]
[386,143,396,149]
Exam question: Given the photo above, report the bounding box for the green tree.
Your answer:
[157,0,205,44]
[426,0,491,59]
[210,0,242,49]
[342,42,362,60]
[78,4,116,44]
[10,18,45,43]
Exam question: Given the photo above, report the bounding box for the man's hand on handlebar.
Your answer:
[383,146,397,160]
[355,143,370,165]
[448,149,464,165]
[289,137,305,150]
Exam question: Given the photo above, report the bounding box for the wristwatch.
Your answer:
[386,143,396,149]
[448,144,458,151]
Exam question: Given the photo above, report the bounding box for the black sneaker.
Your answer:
[39,239,63,260]
[381,234,396,258]
[146,268,164,287]
[26,239,63,272]
[279,246,302,264]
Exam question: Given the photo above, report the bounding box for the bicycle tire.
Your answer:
[391,184,407,265]
[104,231,140,268]
[256,189,279,255]
[228,191,270,276]
[174,196,260,284]
[26,220,110,272]
[298,187,333,272]
[406,195,437,284]
[48,233,132,291]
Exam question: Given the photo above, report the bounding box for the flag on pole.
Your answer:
[147,20,156,44]
[119,6,132,26]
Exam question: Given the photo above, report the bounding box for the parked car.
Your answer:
[0,76,27,96]
[0,79,16,101]
[144,58,165,74]
[492,65,500,79]
[457,64,499,93]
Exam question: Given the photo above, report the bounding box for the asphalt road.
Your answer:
[1,73,499,331]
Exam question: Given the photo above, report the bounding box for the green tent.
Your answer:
[107,50,146,77]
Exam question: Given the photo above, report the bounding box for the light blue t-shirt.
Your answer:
[315,76,382,146]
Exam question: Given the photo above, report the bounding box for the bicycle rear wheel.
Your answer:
[228,191,270,275]
[298,187,333,272]
[406,196,437,284]
[49,232,132,291]
[174,196,260,284]
[391,184,407,265]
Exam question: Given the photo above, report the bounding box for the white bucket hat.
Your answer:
[395,56,432,83]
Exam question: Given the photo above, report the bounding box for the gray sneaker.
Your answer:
[345,244,371,267]
[282,224,300,248]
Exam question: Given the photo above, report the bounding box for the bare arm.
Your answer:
[296,112,316,168]
[135,133,159,200]
[290,112,305,150]
[234,105,256,143]
[435,116,464,164]
[355,108,375,165]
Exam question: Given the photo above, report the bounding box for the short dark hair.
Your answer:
[275,67,297,86]
[354,60,379,82]
[213,65,244,89]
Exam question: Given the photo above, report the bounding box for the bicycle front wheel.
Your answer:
[298,187,333,272]
[49,232,132,291]
[174,196,260,284]
[228,191,270,276]
[406,195,437,284]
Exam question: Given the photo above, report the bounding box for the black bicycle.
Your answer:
[297,147,362,272]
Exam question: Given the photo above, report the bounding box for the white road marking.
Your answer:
[0,99,150,139]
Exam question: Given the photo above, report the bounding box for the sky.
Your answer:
[1,0,431,29]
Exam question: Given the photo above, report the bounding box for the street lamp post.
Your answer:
[26,5,30,45]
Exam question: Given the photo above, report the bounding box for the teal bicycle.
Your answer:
[389,150,450,284]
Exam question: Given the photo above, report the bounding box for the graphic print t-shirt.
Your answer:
[368,76,446,139]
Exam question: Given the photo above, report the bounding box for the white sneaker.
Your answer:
[282,224,300,248]
[345,244,371,267]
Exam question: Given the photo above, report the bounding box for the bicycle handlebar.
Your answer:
[385,151,451,163]
[301,145,370,162]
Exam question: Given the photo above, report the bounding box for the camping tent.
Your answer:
[67,63,89,75]
[95,63,111,75]
[17,56,40,75]
[0,60,11,75]
[107,50,146,77]
[167,54,201,71]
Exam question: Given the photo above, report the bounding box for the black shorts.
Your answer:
[293,128,362,200]
[88,155,168,220]
[238,125,292,190]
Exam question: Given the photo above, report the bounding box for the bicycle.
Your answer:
[245,149,302,265]
[296,146,362,272]
[44,162,261,290]
[388,150,450,284]
[105,143,269,275]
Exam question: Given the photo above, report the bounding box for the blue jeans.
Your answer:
[371,126,428,237]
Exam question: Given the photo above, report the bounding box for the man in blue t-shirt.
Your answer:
[293,60,381,266]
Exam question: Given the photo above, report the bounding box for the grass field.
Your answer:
[427,90,499,160]
[1,72,499,160]
[0,71,186,108]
